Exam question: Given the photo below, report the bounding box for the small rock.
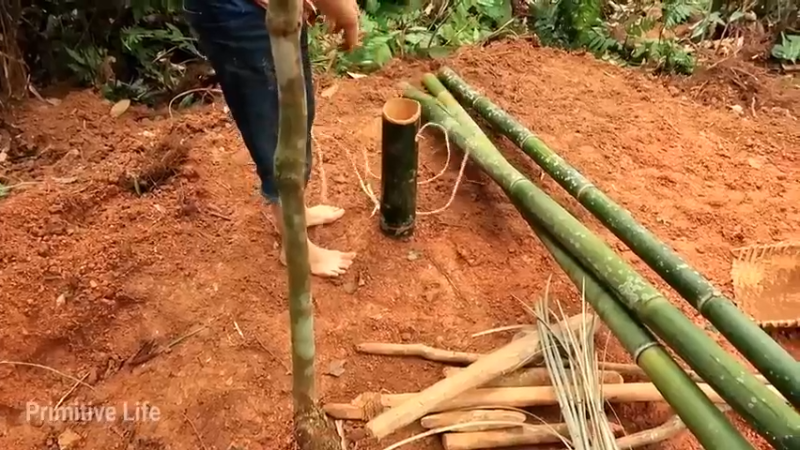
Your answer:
[406,250,420,261]
[357,271,366,287]
[746,157,763,169]
[89,280,98,289]
[400,332,412,341]
[343,281,357,295]
[324,359,346,377]
[56,293,66,307]
[58,429,82,450]
[730,104,744,116]
[86,367,99,385]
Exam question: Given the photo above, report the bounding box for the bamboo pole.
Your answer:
[402,82,799,449]
[435,66,800,409]
[532,225,753,449]
[266,1,339,448]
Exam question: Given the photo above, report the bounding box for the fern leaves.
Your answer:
[530,0,698,74]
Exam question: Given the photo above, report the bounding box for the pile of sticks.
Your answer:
[323,314,728,450]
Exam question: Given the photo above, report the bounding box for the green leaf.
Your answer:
[405,32,433,46]
[771,34,800,64]
[426,46,455,59]
[365,0,380,15]
[728,10,744,23]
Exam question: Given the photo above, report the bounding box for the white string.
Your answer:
[345,121,468,218]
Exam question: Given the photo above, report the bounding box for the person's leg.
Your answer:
[297,22,347,227]
[184,0,355,277]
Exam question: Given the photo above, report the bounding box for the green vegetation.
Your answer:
[310,0,519,73]
[0,0,796,106]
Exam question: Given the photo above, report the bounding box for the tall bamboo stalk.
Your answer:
[435,66,800,408]
[266,2,339,449]
[403,83,800,449]
[532,224,753,450]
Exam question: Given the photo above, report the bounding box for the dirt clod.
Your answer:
[57,429,82,450]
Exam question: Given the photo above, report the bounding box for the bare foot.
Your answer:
[280,239,357,277]
[306,205,345,227]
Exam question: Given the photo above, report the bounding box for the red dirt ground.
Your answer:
[1,40,799,450]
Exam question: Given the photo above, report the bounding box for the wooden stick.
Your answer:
[323,382,764,420]
[594,362,768,384]
[442,423,569,450]
[356,343,480,365]
[615,414,685,449]
[420,410,526,432]
[615,406,730,449]
[356,343,769,386]
[364,313,594,440]
[442,422,625,450]
[442,366,623,387]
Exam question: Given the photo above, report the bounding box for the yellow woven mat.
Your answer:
[731,242,800,329]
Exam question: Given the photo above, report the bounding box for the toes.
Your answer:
[315,265,348,278]
[306,204,346,227]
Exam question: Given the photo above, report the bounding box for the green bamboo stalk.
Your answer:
[421,73,487,142]
[532,224,754,450]
[266,3,339,449]
[435,65,800,408]
[404,82,800,449]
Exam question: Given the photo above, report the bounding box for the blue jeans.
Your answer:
[183,0,315,203]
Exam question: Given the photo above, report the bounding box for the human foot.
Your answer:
[305,204,345,227]
[280,239,357,277]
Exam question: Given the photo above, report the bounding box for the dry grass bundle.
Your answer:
[535,291,619,449]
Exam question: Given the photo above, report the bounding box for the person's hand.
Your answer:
[255,0,360,50]
[311,0,361,50]
[255,0,316,17]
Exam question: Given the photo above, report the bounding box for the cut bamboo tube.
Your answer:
[323,382,781,420]
[442,366,624,387]
[442,422,625,450]
[363,313,594,440]
[420,410,526,432]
